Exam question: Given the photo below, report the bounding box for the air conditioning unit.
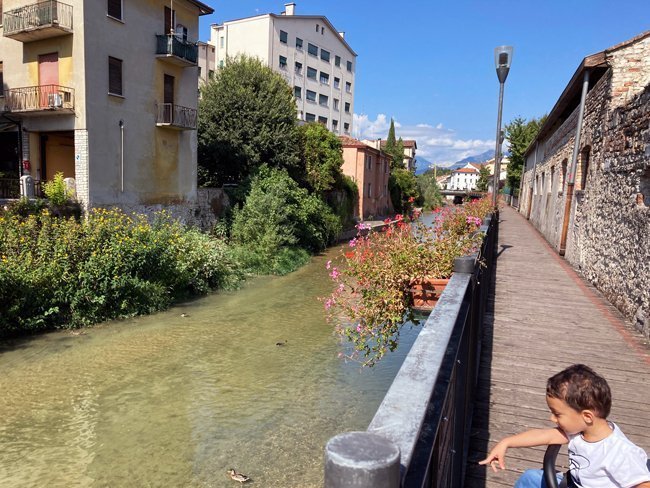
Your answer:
[48,93,63,108]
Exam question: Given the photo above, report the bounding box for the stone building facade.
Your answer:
[519,31,650,338]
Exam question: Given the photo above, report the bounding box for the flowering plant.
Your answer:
[324,198,492,366]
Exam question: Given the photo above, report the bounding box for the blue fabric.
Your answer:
[514,469,564,488]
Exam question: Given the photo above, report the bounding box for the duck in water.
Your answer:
[227,469,250,484]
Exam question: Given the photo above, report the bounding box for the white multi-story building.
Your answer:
[208,2,356,135]
[449,167,480,191]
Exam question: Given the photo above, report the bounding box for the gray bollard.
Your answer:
[324,431,400,488]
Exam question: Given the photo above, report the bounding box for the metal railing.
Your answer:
[3,85,74,112]
[155,34,198,64]
[2,1,73,36]
[325,213,498,488]
[156,103,197,130]
[0,178,20,199]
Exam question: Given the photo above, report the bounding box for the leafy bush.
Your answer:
[0,209,242,337]
[389,168,419,213]
[43,172,73,206]
[2,197,48,218]
[230,166,341,274]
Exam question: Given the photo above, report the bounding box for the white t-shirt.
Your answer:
[567,422,650,488]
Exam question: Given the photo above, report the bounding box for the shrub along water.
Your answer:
[0,208,242,337]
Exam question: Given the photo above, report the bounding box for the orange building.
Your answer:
[339,136,392,219]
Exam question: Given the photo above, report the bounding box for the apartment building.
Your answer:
[362,139,418,172]
[208,2,356,135]
[197,40,215,87]
[0,0,212,211]
[449,167,479,191]
[340,135,392,219]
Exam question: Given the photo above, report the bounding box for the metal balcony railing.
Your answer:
[155,35,198,65]
[156,103,197,130]
[2,1,73,40]
[3,85,74,113]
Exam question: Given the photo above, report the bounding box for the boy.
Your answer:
[479,364,650,487]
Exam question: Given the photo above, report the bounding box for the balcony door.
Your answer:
[38,53,59,108]
[164,74,174,123]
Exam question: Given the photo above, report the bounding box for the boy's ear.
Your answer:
[581,409,596,425]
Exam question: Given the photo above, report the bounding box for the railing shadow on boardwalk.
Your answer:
[323,213,499,488]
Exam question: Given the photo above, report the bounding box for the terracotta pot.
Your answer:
[408,277,451,312]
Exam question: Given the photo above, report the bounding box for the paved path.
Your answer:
[465,205,650,487]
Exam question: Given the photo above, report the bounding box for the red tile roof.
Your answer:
[378,139,417,149]
[454,168,479,174]
[339,135,367,148]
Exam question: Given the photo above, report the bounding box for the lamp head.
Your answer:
[494,46,513,83]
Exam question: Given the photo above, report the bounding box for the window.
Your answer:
[333,77,340,89]
[333,98,339,111]
[108,56,123,96]
[307,67,317,79]
[306,90,316,102]
[549,166,555,194]
[344,122,350,134]
[320,49,330,62]
[280,30,288,44]
[220,36,224,48]
[319,72,329,84]
[345,81,351,93]
[315,24,319,32]
[321,26,324,35]
[366,154,372,169]
[578,147,591,190]
[335,55,341,67]
[561,159,568,191]
[0,62,3,95]
[344,102,350,113]
[108,0,122,20]
[294,86,301,99]
[319,94,328,106]
[306,112,316,122]
[332,119,338,132]
[279,55,287,69]
[164,6,175,34]
[318,116,327,125]
[367,183,371,197]
[296,37,303,50]
[347,60,353,72]
[308,43,318,56]
[219,60,224,68]
[209,69,215,78]
[295,62,302,75]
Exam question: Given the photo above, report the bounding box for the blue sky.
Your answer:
[198,1,650,166]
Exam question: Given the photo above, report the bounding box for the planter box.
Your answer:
[408,277,450,312]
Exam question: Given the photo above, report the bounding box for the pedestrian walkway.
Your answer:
[465,205,650,487]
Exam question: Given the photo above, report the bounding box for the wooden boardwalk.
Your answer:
[465,205,650,487]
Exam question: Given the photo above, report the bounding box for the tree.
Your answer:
[198,55,300,186]
[476,166,491,192]
[297,123,344,195]
[416,172,443,209]
[383,118,406,171]
[389,169,419,214]
[504,115,547,192]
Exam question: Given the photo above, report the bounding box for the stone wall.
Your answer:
[520,34,650,338]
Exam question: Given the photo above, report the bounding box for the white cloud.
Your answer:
[353,114,494,167]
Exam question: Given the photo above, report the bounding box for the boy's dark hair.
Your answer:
[546,364,612,418]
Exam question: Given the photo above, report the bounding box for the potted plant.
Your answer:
[324,198,492,366]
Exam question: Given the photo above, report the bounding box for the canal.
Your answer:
[0,246,422,487]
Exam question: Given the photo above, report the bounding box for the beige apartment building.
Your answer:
[207,2,356,135]
[363,139,418,172]
[0,0,212,211]
[340,135,392,219]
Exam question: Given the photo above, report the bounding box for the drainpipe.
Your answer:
[119,120,124,192]
[559,70,590,256]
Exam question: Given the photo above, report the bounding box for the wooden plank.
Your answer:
[465,206,650,485]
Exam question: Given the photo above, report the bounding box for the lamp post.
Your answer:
[492,45,513,207]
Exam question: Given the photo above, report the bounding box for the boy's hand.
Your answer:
[478,440,508,472]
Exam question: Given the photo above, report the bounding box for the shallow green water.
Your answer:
[0,248,421,487]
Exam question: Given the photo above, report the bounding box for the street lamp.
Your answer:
[492,45,513,207]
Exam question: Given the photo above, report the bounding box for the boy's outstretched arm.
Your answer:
[479,427,568,473]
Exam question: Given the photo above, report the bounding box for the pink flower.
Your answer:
[337,283,345,293]
[330,268,340,280]
[356,324,363,332]
[349,238,357,247]
[326,260,332,270]
[324,298,335,310]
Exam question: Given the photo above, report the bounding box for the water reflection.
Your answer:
[0,247,421,487]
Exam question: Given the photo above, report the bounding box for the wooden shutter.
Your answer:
[108,57,123,95]
[107,0,122,20]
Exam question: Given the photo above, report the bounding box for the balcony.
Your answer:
[2,1,73,42]
[155,35,198,67]
[156,103,197,130]
[3,85,74,115]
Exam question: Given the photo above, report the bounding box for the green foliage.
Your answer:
[2,197,48,218]
[230,167,341,274]
[326,174,359,229]
[504,115,547,192]
[297,123,344,195]
[43,172,72,206]
[198,55,300,186]
[384,119,407,171]
[0,209,242,337]
[416,172,444,209]
[476,166,491,192]
[389,169,419,213]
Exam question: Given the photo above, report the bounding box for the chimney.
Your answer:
[285,3,296,15]
[338,31,345,39]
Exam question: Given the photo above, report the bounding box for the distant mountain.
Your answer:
[449,150,495,170]
[414,157,433,175]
